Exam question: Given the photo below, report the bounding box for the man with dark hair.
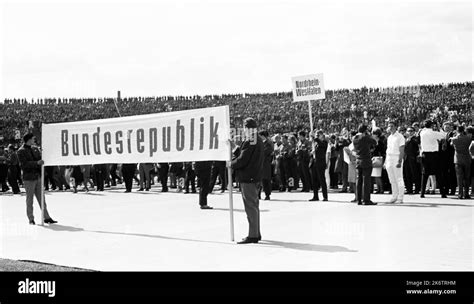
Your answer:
[7,144,21,194]
[232,118,264,244]
[259,130,273,200]
[385,122,406,203]
[296,130,311,192]
[17,133,57,225]
[352,124,377,205]
[419,119,445,198]
[451,125,471,199]
[404,127,421,194]
[0,146,9,192]
[440,122,456,196]
[309,130,328,201]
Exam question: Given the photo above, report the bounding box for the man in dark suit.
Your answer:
[440,122,456,196]
[352,124,377,205]
[259,130,274,200]
[232,118,264,244]
[309,130,328,201]
[296,131,311,192]
[404,127,421,194]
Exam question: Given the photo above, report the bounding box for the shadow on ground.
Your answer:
[40,224,356,253]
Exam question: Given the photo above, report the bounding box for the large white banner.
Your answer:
[292,73,325,102]
[42,106,231,166]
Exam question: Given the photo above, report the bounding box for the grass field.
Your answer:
[0,258,95,272]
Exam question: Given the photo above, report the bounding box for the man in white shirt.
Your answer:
[419,120,446,198]
[385,122,406,203]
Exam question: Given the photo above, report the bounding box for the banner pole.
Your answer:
[308,100,314,133]
[228,150,235,242]
[40,165,45,226]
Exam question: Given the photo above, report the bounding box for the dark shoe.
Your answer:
[464,196,471,199]
[138,188,144,191]
[264,196,270,201]
[457,196,463,199]
[420,194,425,198]
[184,191,189,194]
[258,235,262,241]
[441,194,447,198]
[350,199,358,203]
[161,188,168,193]
[44,218,57,224]
[357,201,363,205]
[363,201,377,205]
[309,197,319,201]
[192,190,197,193]
[322,198,328,201]
[29,220,35,225]
[124,190,131,193]
[220,189,226,193]
[146,188,150,191]
[200,205,213,210]
[237,237,259,244]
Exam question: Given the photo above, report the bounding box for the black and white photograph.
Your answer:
[0,0,472,300]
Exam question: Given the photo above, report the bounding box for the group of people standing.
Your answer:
[3,116,473,245]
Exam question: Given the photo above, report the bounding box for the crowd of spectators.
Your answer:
[1,82,471,145]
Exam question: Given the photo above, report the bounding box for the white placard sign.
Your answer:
[292,73,325,102]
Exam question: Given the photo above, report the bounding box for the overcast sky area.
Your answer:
[0,0,472,99]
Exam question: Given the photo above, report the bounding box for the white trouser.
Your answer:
[386,155,405,200]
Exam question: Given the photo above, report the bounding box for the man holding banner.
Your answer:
[40,106,235,237]
[17,133,58,225]
[231,118,264,244]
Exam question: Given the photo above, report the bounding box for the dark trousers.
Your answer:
[122,164,136,192]
[310,161,328,200]
[261,179,272,197]
[404,156,421,193]
[297,160,311,191]
[439,152,455,195]
[356,166,372,202]
[197,169,211,206]
[341,162,349,191]
[209,161,227,191]
[455,162,471,198]
[279,159,288,190]
[184,169,196,193]
[44,166,56,190]
[329,157,338,188]
[421,152,441,196]
[94,164,106,191]
[7,165,20,193]
[109,164,120,185]
[159,163,169,191]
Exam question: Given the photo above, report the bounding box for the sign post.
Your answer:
[40,165,45,226]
